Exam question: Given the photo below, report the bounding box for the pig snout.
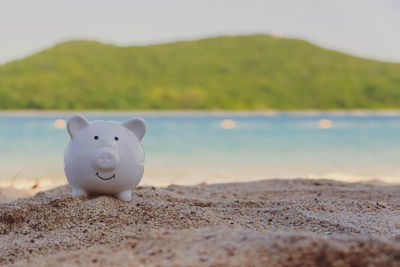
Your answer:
[92,147,120,171]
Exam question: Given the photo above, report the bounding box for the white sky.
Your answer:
[0,0,399,64]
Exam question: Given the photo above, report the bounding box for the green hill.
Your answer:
[0,35,399,110]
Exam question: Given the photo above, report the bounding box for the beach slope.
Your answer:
[0,179,399,266]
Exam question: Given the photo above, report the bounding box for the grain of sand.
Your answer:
[0,179,399,266]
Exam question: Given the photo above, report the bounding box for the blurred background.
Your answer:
[0,0,400,190]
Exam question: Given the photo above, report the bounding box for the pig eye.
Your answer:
[114,137,119,141]
[94,136,99,140]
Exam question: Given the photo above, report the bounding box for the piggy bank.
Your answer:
[64,115,146,201]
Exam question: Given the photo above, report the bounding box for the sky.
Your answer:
[0,0,399,64]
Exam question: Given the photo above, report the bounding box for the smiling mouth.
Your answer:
[96,172,115,180]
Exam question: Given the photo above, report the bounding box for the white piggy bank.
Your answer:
[64,115,146,201]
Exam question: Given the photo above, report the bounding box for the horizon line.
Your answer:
[2,32,399,66]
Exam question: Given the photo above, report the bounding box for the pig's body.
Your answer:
[64,116,146,201]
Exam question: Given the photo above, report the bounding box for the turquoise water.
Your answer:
[1,112,400,186]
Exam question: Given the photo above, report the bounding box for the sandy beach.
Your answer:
[0,178,399,266]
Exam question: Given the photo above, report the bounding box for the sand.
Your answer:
[0,178,399,266]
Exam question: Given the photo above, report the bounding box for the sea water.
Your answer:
[1,112,400,188]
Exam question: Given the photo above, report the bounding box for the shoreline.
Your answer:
[4,109,400,117]
[1,175,400,202]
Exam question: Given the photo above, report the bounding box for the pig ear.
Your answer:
[67,115,90,139]
[123,117,146,141]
